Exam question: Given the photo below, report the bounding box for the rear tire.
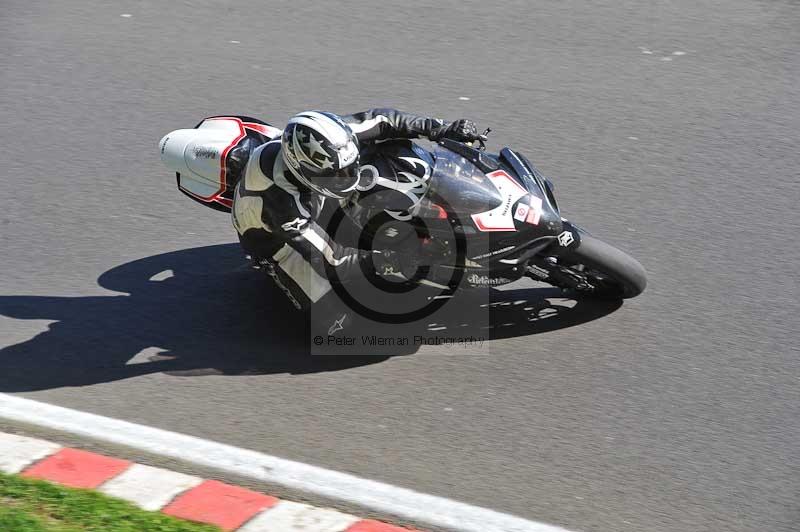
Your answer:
[560,235,647,299]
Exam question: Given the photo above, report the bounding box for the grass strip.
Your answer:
[0,471,219,532]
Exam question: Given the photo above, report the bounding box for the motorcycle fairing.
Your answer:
[470,170,529,232]
[164,116,281,212]
[499,148,561,224]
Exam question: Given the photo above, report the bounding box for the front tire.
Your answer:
[555,235,647,299]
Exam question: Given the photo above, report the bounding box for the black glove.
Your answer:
[430,119,480,142]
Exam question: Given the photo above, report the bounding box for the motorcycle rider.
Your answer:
[231,109,480,336]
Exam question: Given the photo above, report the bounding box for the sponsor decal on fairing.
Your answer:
[558,231,575,247]
[471,170,529,232]
[526,264,550,279]
[470,245,516,260]
[513,195,543,226]
[192,146,218,159]
[466,274,513,286]
[514,202,529,222]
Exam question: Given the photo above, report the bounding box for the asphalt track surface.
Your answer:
[1,1,798,531]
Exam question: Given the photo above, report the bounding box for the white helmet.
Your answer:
[281,111,360,199]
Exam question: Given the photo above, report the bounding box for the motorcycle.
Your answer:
[159,116,646,303]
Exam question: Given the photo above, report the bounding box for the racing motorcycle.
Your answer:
[159,116,646,302]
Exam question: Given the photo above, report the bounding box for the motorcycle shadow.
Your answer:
[0,244,620,392]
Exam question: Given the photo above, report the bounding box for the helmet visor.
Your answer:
[299,156,360,195]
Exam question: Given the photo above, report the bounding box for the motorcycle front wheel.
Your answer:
[545,235,647,300]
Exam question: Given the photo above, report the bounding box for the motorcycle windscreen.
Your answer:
[427,146,503,215]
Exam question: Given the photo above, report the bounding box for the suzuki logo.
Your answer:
[384,227,399,238]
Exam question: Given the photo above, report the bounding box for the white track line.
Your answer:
[0,393,572,532]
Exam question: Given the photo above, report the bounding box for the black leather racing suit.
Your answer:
[231,108,455,311]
